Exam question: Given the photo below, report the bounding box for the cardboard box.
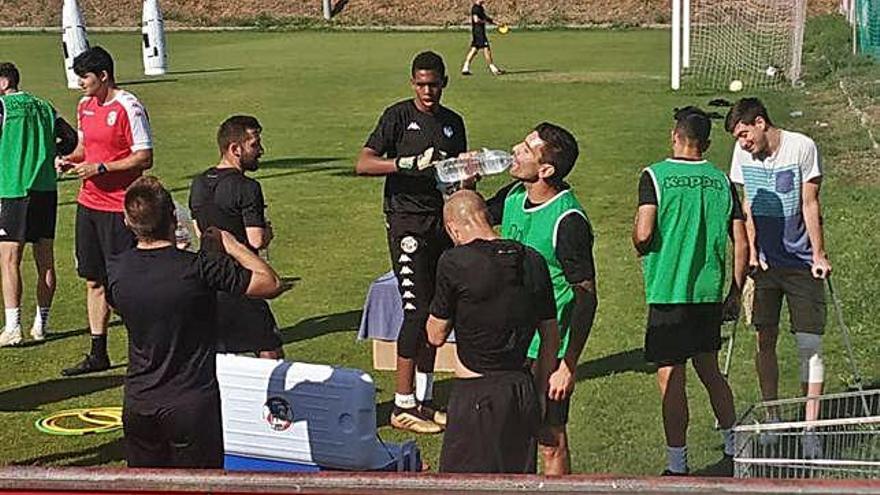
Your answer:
[372,339,460,373]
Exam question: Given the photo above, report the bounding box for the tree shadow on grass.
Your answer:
[61,164,348,206]
[257,157,345,169]
[12,320,124,349]
[117,78,179,86]
[166,68,243,76]
[502,69,553,75]
[12,436,124,466]
[279,310,361,345]
[576,347,655,382]
[0,373,125,412]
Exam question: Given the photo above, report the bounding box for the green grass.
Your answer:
[0,20,877,474]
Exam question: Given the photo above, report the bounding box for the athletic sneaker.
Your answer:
[61,354,110,377]
[661,469,689,476]
[0,326,22,347]
[490,67,506,75]
[30,325,46,342]
[418,403,447,428]
[390,407,442,434]
[461,70,473,76]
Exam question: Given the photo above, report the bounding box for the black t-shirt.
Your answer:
[365,99,467,215]
[107,246,252,409]
[486,182,597,284]
[189,167,267,250]
[471,4,491,36]
[638,167,745,221]
[429,239,556,373]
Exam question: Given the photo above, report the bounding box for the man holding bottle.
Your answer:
[484,123,598,475]
[356,51,467,433]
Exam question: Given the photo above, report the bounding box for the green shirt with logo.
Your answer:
[0,92,57,198]
[641,159,732,304]
[502,183,588,359]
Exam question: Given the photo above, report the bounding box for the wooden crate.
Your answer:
[371,339,460,372]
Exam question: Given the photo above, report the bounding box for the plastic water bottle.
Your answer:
[173,201,196,252]
[434,149,513,183]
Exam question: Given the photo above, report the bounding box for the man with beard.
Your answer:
[189,115,284,359]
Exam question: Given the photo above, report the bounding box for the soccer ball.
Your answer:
[729,80,744,92]
[765,65,778,78]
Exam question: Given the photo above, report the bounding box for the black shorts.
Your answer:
[75,204,136,281]
[751,268,826,335]
[0,191,57,243]
[527,359,570,427]
[645,303,723,366]
[440,371,539,473]
[386,212,451,361]
[216,292,283,354]
[123,392,223,468]
[471,31,490,48]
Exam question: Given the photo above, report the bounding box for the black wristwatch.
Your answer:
[97,163,108,175]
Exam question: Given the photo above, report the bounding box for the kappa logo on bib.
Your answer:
[443,125,454,138]
[106,111,118,126]
[400,236,419,254]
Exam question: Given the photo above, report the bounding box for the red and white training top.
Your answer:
[77,90,153,212]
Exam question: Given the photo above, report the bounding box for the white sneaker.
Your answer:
[0,326,23,347]
[30,325,46,341]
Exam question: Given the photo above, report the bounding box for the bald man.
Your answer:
[427,190,560,473]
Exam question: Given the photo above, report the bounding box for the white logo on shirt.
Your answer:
[106,111,118,126]
[443,125,454,138]
[400,236,419,253]
[406,122,421,131]
[82,110,96,117]
[0,229,7,237]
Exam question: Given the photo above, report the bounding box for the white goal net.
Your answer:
[677,0,807,90]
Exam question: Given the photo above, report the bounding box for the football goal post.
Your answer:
[671,0,807,90]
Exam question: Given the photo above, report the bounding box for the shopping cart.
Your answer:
[734,389,880,479]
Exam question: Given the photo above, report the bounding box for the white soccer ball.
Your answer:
[765,65,778,77]
[729,80,744,92]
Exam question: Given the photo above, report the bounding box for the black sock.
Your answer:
[90,335,108,360]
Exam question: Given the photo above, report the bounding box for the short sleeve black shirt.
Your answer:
[429,239,556,373]
[365,99,467,215]
[487,182,597,284]
[471,4,490,36]
[107,247,252,409]
[189,167,266,249]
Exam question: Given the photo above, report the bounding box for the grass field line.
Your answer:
[838,79,880,151]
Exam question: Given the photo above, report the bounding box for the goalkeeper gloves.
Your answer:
[396,147,435,171]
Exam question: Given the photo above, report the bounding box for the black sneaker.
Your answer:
[461,70,472,76]
[661,469,689,476]
[61,354,110,377]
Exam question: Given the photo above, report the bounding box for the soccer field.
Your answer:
[0,27,877,474]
